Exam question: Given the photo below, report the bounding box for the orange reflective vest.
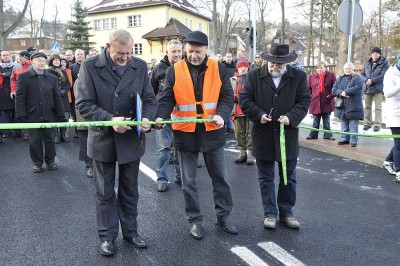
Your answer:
[171,59,221,132]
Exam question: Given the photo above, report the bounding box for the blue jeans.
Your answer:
[226,116,233,130]
[385,127,400,172]
[340,117,358,143]
[155,124,180,183]
[256,158,297,219]
[0,110,12,134]
[309,113,333,139]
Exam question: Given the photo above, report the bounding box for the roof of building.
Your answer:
[142,18,191,40]
[88,0,211,21]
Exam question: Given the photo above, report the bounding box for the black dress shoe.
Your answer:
[123,235,147,249]
[100,241,115,256]
[337,140,350,145]
[216,218,238,234]
[33,165,43,173]
[47,163,58,170]
[190,223,204,240]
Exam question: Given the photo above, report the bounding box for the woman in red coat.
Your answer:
[306,62,336,140]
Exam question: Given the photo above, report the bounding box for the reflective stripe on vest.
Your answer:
[172,59,222,132]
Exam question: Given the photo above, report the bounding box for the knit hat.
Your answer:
[19,51,30,60]
[236,57,250,69]
[371,47,381,55]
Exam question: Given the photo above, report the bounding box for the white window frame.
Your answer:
[127,15,142,27]
[198,22,202,31]
[134,43,143,55]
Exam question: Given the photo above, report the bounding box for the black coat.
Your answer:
[332,74,364,120]
[47,68,71,112]
[239,65,310,161]
[156,57,234,153]
[150,55,171,101]
[0,63,15,110]
[15,68,65,122]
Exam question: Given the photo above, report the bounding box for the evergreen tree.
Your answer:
[64,0,95,52]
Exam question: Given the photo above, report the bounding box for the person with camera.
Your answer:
[332,62,363,147]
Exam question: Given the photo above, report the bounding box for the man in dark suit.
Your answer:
[15,52,65,173]
[76,29,157,256]
[239,43,310,230]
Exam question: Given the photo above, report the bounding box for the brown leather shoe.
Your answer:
[235,150,247,163]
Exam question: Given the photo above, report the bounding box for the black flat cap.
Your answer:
[30,52,47,60]
[184,31,208,46]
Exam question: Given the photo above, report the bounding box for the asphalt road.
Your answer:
[0,131,399,265]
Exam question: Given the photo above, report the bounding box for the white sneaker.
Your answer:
[263,217,276,229]
[396,172,400,183]
[383,161,396,175]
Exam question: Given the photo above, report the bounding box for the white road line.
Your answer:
[139,162,157,182]
[258,242,305,266]
[231,246,270,266]
[224,148,240,153]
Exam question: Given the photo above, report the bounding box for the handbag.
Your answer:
[335,97,344,108]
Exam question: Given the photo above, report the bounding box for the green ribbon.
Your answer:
[0,119,213,130]
[297,124,400,138]
[280,117,287,185]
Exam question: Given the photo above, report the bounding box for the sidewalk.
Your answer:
[299,114,392,167]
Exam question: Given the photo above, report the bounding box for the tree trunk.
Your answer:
[378,0,382,48]
[0,0,30,50]
[318,0,324,62]
[280,0,285,43]
[307,0,314,66]
[212,0,217,54]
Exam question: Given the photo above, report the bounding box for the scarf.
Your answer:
[317,71,326,94]
[48,66,66,83]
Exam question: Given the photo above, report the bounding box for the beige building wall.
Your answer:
[88,5,210,64]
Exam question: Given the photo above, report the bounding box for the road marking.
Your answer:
[258,242,305,266]
[224,148,240,153]
[231,246,269,266]
[139,162,157,182]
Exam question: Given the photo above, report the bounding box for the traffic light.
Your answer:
[246,27,254,48]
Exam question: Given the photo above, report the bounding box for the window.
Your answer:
[128,15,142,27]
[134,43,143,55]
[198,23,202,31]
[184,18,192,29]
[93,18,117,30]
[21,40,25,46]
[189,19,192,30]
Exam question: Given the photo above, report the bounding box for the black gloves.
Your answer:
[18,116,27,123]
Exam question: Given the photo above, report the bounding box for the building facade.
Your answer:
[87,0,211,63]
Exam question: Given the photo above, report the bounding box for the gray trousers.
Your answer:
[93,159,140,241]
[178,146,233,223]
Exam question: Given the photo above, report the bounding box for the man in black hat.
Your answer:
[155,30,237,240]
[360,46,389,132]
[15,52,65,173]
[239,43,310,230]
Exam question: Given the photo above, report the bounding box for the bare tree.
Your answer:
[26,0,46,47]
[0,0,30,49]
[278,0,285,43]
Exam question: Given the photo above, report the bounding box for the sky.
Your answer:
[8,0,392,24]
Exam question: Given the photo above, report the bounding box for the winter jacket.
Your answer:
[150,55,171,101]
[360,56,389,94]
[383,66,400,127]
[230,72,247,118]
[156,56,234,153]
[239,64,310,161]
[308,70,336,114]
[0,62,16,110]
[15,68,65,122]
[47,68,71,112]
[11,61,31,93]
[332,74,364,120]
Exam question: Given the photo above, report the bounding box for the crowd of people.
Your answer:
[0,28,399,257]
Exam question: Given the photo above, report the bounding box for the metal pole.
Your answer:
[347,0,355,62]
[252,0,256,59]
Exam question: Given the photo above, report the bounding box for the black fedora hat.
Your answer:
[261,43,297,63]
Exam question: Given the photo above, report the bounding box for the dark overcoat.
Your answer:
[15,68,64,122]
[239,64,310,161]
[0,63,15,110]
[308,71,336,114]
[332,74,364,120]
[47,68,71,112]
[75,50,157,164]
